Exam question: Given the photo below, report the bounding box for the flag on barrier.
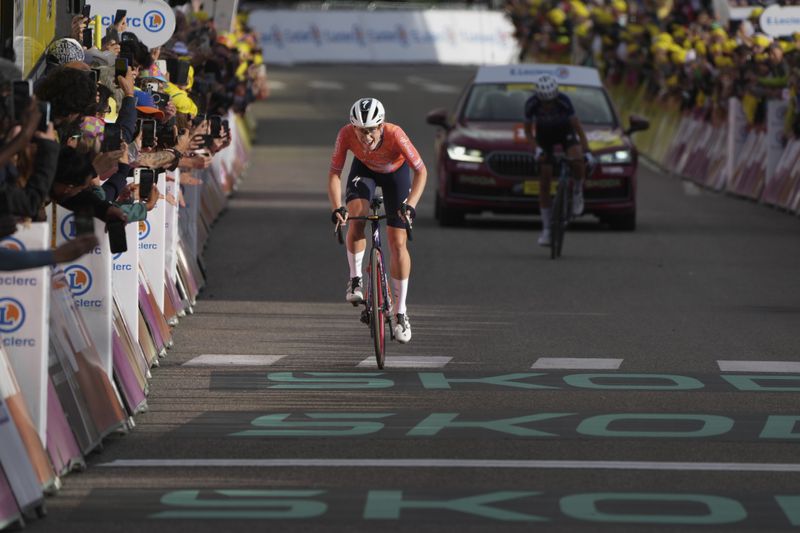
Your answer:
[45,377,84,476]
[0,345,56,492]
[0,467,21,530]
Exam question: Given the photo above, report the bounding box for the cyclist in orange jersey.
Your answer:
[328,97,427,343]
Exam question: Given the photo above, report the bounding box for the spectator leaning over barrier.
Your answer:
[0,211,98,271]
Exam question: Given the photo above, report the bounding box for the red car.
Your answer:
[426,64,649,230]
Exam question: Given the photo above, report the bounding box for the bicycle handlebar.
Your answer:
[333,214,413,244]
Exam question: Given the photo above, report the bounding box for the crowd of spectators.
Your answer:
[504,0,800,137]
[0,4,268,270]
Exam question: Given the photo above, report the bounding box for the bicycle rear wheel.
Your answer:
[370,248,386,368]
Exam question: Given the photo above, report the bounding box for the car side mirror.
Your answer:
[625,114,650,135]
[426,108,450,129]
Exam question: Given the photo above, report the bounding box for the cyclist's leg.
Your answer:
[536,137,555,244]
[382,163,413,342]
[565,138,585,214]
[344,160,376,300]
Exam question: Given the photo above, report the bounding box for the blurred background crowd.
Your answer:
[0,3,268,270]
[504,0,800,137]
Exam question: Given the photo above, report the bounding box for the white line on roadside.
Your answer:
[182,355,287,367]
[100,459,800,473]
[267,80,287,91]
[531,358,623,370]
[357,356,452,369]
[309,80,344,90]
[717,360,800,373]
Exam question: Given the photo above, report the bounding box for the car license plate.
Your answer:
[523,181,558,195]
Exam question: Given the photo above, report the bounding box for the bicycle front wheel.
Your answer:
[370,248,386,368]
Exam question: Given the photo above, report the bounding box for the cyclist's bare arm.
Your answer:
[406,166,427,208]
[524,120,538,152]
[328,172,347,223]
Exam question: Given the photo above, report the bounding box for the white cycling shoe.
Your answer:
[392,313,412,343]
[572,185,585,216]
[346,277,364,304]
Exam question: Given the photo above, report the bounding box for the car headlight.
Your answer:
[447,145,484,163]
[598,150,632,164]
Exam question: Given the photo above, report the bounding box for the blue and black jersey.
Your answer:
[524,93,579,151]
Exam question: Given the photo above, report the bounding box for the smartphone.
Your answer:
[167,58,190,86]
[37,101,50,132]
[107,220,127,254]
[74,212,94,236]
[140,119,156,149]
[113,9,127,25]
[209,115,222,138]
[138,169,155,201]
[82,27,93,49]
[152,92,169,108]
[101,122,121,152]
[192,113,206,127]
[11,80,31,121]
[81,4,91,18]
[145,81,159,93]
[90,67,101,84]
[70,0,84,15]
[201,134,214,149]
[114,57,128,78]
[156,59,167,75]
[121,31,137,44]
[222,119,230,135]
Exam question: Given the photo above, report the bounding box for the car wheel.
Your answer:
[606,211,636,231]
[435,195,464,227]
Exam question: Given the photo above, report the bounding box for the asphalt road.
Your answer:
[29,65,800,532]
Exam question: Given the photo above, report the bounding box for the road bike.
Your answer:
[335,197,412,369]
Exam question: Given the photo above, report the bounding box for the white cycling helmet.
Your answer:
[350,97,385,128]
[534,74,559,101]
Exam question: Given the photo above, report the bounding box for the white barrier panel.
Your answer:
[250,9,518,65]
[138,196,167,310]
[0,224,50,440]
[56,207,113,379]
[766,100,789,186]
[113,222,140,341]
[165,170,180,284]
[0,397,42,514]
[726,97,748,190]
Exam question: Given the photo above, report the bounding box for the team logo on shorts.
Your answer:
[0,298,26,333]
[64,265,92,297]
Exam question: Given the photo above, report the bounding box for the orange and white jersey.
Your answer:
[329,123,426,175]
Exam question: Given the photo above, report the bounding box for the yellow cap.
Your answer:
[712,27,727,38]
[750,7,764,19]
[570,0,589,19]
[611,0,627,12]
[548,7,567,26]
[753,34,771,48]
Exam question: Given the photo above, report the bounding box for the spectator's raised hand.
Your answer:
[33,121,56,142]
[145,185,160,211]
[117,66,137,97]
[104,206,128,225]
[92,147,125,178]
[70,15,87,42]
[18,97,42,141]
[53,234,99,263]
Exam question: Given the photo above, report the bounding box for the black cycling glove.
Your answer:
[400,202,416,222]
[331,206,348,224]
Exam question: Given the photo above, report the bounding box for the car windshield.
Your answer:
[462,83,616,126]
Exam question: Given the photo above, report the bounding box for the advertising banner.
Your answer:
[138,197,166,310]
[89,0,176,49]
[0,468,20,530]
[0,223,50,440]
[213,0,240,33]
[45,377,84,476]
[165,170,180,284]
[250,9,518,65]
[15,0,57,76]
[55,207,113,379]
[726,97,748,190]
[113,222,140,341]
[760,5,800,38]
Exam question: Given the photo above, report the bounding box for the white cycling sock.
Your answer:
[347,250,364,279]
[541,208,551,231]
[391,277,409,315]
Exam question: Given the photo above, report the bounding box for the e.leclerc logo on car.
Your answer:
[143,10,166,33]
[0,298,26,334]
[64,265,93,297]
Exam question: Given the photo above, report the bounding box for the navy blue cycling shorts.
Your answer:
[345,159,412,229]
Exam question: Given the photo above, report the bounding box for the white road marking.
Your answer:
[357,356,452,369]
[405,75,458,94]
[309,80,344,90]
[101,459,800,473]
[267,80,287,91]
[531,358,623,370]
[682,181,702,196]
[367,82,402,92]
[182,354,287,367]
[717,360,800,373]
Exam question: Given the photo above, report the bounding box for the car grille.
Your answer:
[486,152,536,177]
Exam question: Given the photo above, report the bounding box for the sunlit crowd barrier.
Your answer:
[610,83,800,212]
[0,111,250,529]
